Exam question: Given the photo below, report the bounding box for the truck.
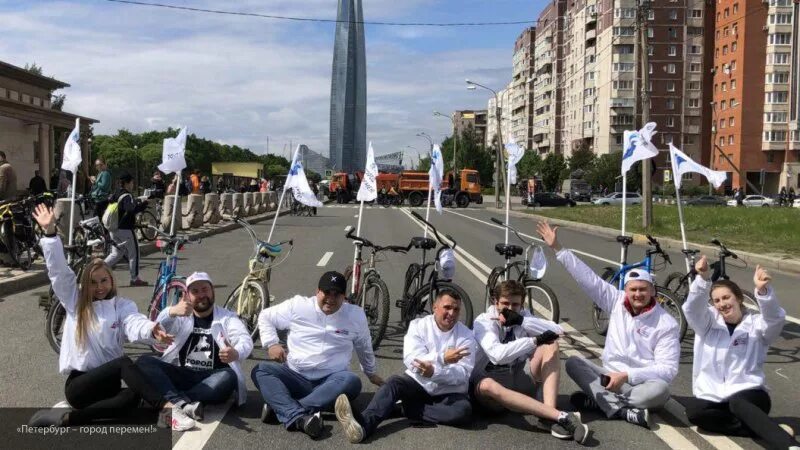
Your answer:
[328,172,362,203]
[398,169,482,208]
[561,178,592,202]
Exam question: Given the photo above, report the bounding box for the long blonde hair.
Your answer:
[75,258,117,350]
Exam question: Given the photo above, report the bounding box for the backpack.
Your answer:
[102,192,132,231]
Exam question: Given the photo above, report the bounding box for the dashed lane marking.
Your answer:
[317,251,334,267]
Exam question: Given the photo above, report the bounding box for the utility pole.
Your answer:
[638,0,653,228]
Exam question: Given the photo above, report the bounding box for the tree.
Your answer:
[266,164,288,179]
[440,127,494,186]
[584,151,641,193]
[417,156,431,173]
[307,171,322,184]
[540,152,567,191]
[516,150,542,180]
[24,63,43,75]
[51,94,66,111]
[568,144,596,175]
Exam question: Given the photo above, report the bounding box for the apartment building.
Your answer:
[561,0,598,157]
[531,0,566,154]
[453,109,488,147]
[510,27,536,151]
[485,83,513,148]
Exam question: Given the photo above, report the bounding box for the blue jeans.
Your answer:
[251,361,362,428]
[136,355,237,407]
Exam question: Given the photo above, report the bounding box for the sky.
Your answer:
[0,0,546,163]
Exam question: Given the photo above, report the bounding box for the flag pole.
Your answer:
[620,172,627,263]
[169,170,181,236]
[423,183,433,239]
[67,118,80,249]
[504,160,511,246]
[267,189,287,244]
[674,185,690,272]
[351,200,365,295]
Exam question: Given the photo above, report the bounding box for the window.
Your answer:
[669,10,678,20]
[729,136,735,145]
[666,99,675,110]
[731,98,738,108]
[732,42,738,51]
[614,44,634,54]
[769,33,791,45]
[689,81,700,90]
[716,30,720,40]
[724,27,729,36]
[768,53,790,64]
[716,48,720,58]
[615,135,623,145]
[667,117,675,127]
[721,100,727,110]
[719,137,725,147]
[613,80,634,89]
[731,79,736,90]
[666,63,676,74]
[723,45,728,55]
[614,8,636,18]
[766,72,790,83]
[765,112,788,122]
[689,27,703,36]
[764,130,788,141]
[667,81,676,91]
[722,82,727,91]
[770,0,790,5]
[691,9,702,18]
[648,81,653,92]
[688,98,700,108]
[730,60,737,71]
[647,28,654,38]
[689,63,701,72]
[685,135,696,144]
[648,46,654,56]
[584,87,596,97]
[668,45,677,56]
[664,134,674,144]
[584,105,593,113]
[720,120,726,129]
[714,83,718,92]
[729,117,735,127]
[724,8,730,18]
[669,27,678,38]
[648,10,655,20]
[733,3,739,14]
[613,62,635,72]
[765,91,789,103]
[613,27,635,36]
[769,13,793,25]
[689,45,701,55]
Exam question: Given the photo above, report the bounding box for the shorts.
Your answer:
[469,359,539,413]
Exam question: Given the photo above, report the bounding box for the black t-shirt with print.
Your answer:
[178,313,229,371]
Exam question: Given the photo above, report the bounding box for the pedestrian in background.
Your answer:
[0,150,19,200]
[104,172,149,287]
[89,158,111,218]
[29,170,47,196]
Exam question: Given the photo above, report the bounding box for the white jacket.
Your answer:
[41,236,156,375]
[403,315,476,396]
[683,277,786,402]
[473,305,563,371]
[557,249,680,385]
[157,305,253,405]
[257,295,377,379]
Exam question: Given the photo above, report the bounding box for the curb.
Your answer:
[0,206,295,298]
[489,206,800,276]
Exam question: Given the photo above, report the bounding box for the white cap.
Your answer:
[623,268,653,286]
[186,271,213,289]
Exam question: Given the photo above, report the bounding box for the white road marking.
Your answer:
[172,399,233,450]
[317,251,334,267]
[406,210,746,450]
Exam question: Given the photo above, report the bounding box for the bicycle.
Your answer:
[485,218,560,322]
[396,211,474,329]
[0,197,38,270]
[593,235,688,341]
[663,238,758,312]
[147,227,200,351]
[134,197,160,242]
[222,215,293,343]
[344,228,411,349]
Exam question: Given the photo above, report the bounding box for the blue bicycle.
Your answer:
[592,235,687,341]
[147,227,200,351]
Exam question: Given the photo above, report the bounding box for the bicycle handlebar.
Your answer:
[710,238,737,259]
[345,228,411,253]
[490,217,536,246]
[410,211,456,249]
[644,234,671,264]
[148,226,200,245]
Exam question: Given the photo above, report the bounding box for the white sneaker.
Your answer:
[158,407,196,431]
[780,423,795,436]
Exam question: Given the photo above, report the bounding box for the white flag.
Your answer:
[61,118,82,173]
[621,122,659,175]
[357,142,378,202]
[158,127,188,175]
[429,145,444,213]
[669,143,727,189]
[505,136,525,185]
[284,145,323,207]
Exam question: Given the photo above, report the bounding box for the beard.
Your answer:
[192,295,215,313]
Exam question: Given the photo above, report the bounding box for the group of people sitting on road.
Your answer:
[26,203,796,449]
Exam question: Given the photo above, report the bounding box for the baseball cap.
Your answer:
[623,269,653,286]
[318,271,347,294]
[186,272,213,289]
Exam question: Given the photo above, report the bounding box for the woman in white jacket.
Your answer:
[683,255,797,450]
[27,205,194,431]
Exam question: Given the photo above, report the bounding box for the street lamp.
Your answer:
[133,145,139,195]
[467,78,506,208]
[433,111,458,179]
[405,145,418,169]
[416,132,433,152]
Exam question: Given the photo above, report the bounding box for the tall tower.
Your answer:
[330,0,366,173]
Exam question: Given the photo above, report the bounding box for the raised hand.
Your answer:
[169,298,194,317]
[219,338,239,363]
[443,346,471,365]
[753,265,771,295]
[536,221,562,252]
[695,255,710,280]
[32,204,56,235]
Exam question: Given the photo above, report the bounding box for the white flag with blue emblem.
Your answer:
[61,118,82,173]
[158,127,187,175]
[284,145,323,207]
[357,142,378,202]
[669,143,727,189]
[505,136,525,184]
[429,144,444,213]
[621,122,659,175]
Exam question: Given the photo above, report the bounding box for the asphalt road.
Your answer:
[1,202,797,449]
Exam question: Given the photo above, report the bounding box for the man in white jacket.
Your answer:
[251,271,383,439]
[471,280,588,444]
[537,222,679,429]
[334,289,476,443]
[137,272,253,423]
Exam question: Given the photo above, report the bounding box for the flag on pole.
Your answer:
[621,122,659,175]
[429,145,444,213]
[356,142,378,202]
[158,127,188,174]
[669,143,727,189]
[505,137,525,184]
[284,145,323,207]
[61,118,82,172]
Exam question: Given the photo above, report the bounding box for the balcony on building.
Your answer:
[685,124,701,134]
[610,97,635,108]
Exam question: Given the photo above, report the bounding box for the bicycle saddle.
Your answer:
[616,235,633,245]
[411,237,437,250]
[495,243,523,257]
[681,249,700,255]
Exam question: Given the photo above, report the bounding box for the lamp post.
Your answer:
[416,132,434,157]
[133,145,139,195]
[433,111,457,177]
[467,79,506,208]
[406,145,418,169]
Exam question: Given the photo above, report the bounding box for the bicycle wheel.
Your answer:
[15,241,34,270]
[664,271,689,300]
[46,301,67,353]
[149,279,186,352]
[137,211,158,241]
[224,280,267,342]
[741,289,760,314]
[410,281,474,329]
[655,286,688,342]
[401,263,423,319]
[359,274,390,350]
[593,267,616,336]
[484,266,504,310]
[524,279,560,323]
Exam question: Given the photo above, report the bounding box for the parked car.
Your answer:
[593,192,642,206]
[527,192,576,208]
[726,195,775,207]
[684,195,727,207]
[561,179,592,202]
[793,198,800,208]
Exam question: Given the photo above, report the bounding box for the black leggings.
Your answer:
[685,389,797,450]
[64,356,165,425]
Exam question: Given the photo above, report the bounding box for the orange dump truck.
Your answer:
[398,169,482,208]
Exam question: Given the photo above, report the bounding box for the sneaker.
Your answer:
[130,278,149,287]
[158,407,195,431]
[260,403,277,424]
[28,408,69,427]
[182,401,204,421]
[570,392,599,411]
[335,394,365,444]
[780,424,795,437]
[551,413,589,445]
[296,411,323,439]
[623,408,651,429]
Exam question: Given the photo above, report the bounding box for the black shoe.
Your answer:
[622,408,651,429]
[28,408,69,427]
[570,392,599,411]
[296,412,323,438]
[552,413,589,445]
[261,403,277,424]
[182,401,204,421]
